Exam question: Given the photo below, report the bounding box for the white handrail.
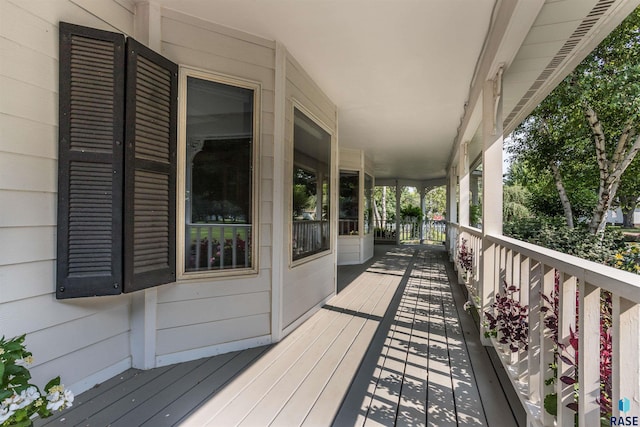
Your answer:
[450,229,639,426]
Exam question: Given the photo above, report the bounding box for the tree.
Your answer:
[613,155,640,227]
[508,7,640,233]
[577,6,640,232]
[425,186,446,218]
[503,184,532,222]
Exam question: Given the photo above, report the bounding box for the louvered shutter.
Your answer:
[57,23,125,298]
[123,38,177,292]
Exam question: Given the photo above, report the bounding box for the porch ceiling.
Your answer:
[147,0,639,182]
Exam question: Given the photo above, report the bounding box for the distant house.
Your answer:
[607,208,640,227]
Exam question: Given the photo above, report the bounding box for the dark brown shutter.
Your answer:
[57,22,125,299]
[123,38,177,292]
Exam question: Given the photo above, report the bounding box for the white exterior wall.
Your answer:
[0,0,339,395]
[154,9,275,365]
[281,53,338,332]
[0,0,136,394]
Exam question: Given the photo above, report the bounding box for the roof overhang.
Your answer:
[143,0,640,183]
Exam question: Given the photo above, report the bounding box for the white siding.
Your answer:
[0,0,135,394]
[339,148,362,171]
[155,10,276,360]
[337,237,362,265]
[363,233,375,262]
[1,0,340,392]
[337,148,374,265]
[282,53,338,329]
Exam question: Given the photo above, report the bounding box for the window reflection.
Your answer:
[185,76,254,272]
[339,171,359,235]
[292,108,331,261]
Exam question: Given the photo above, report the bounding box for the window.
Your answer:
[364,174,373,234]
[339,171,359,235]
[57,22,177,298]
[182,74,256,273]
[292,108,331,261]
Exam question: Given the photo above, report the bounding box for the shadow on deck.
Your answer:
[37,244,524,426]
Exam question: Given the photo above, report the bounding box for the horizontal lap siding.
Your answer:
[338,238,362,265]
[0,0,134,394]
[156,12,276,358]
[283,51,338,329]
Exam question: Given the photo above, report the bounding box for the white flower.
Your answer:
[15,356,34,366]
[46,385,74,412]
[23,386,41,404]
[0,400,15,424]
[463,301,473,312]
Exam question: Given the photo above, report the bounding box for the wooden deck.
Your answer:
[37,245,524,426]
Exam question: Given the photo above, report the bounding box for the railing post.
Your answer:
[612,297,640,419]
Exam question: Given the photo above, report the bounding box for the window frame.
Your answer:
[177,66,261,280]
[364,173,374,235]
[338,169,360,237]
[289,102,335,267]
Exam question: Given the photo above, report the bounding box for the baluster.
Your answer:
[517,254,529,378]
[207,225,212,269]
[232,227,237,267]
[578,281,600,426]
[557,273,577,426]
[194,226,201,271]
[219,226,224,269]
[245,228,250,267]
[540,265,555,426]
[528,259,542,405]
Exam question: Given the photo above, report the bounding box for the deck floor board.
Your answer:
[37,245,523,427]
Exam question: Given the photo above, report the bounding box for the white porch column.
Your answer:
[420,187,426,243]
[395,180,401,244]
[459,144,470,228]
[271,42,287,342]
[447,166,458,257]
[480,68,504,345]
[130,1,162,369]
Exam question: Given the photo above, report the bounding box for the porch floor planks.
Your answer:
[193,247,413,427]
[37,245,523,427]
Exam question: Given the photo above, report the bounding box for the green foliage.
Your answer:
[469,204,482,227]
[544,393,558,417]
[0,335,74,426]
[293,184,313,216]
[608,245,640,273]
[503,184,532,222]
[425,186,446,218]
[400,205,422,219]
[504,218,625,263]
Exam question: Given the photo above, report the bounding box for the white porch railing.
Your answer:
[374,219,446,242]
[186,223,251,271]
[453,226,640,427]
[338,219,359,235]
[292,220,329,260]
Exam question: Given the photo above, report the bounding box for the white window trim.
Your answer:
[177,65,261,280]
